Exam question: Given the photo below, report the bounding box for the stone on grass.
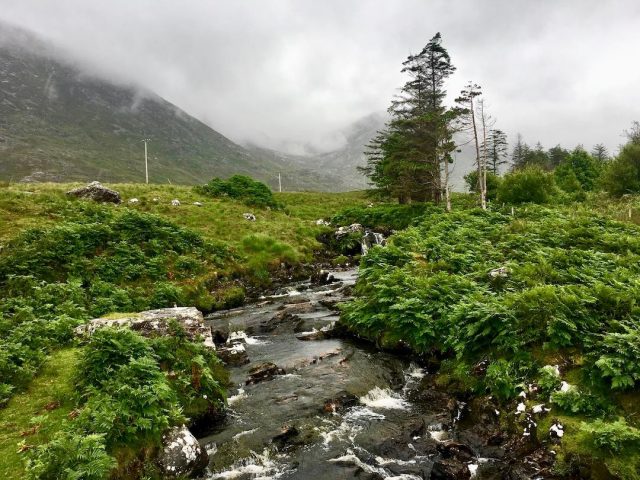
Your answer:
[66,181,121,204]
[76,307,215,348]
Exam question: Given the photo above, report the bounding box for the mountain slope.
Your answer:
[0,24,351,190]
[247,112,386,191]
[312,112,385,190]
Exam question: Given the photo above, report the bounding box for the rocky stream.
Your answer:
[198,268,555,480]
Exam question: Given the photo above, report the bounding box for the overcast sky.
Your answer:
[2,0,640,155]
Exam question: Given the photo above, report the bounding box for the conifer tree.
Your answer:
[484,129,508,174]
[361,33,457,203]
[591,143,609,162]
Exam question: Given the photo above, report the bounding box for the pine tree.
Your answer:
[484,129,508,174]
[591,143,609,162]
[362,33,457,203]
[548,144,570,168]
[511,134,530,170]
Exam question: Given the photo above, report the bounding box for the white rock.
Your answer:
[489,266,510,278]
[243,213,256,221]
[550,423,564,438]
[158,425,208,478]
[193,201,203,207]
[128,198,139,204]
[171,199,181,206]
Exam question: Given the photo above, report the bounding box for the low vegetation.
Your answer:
[341,205,640,477]
[0,180,367,478]
[195,174,284,209]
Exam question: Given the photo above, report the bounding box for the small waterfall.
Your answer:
[361,231,386,255]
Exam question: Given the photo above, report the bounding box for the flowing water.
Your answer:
[200,270,520,480]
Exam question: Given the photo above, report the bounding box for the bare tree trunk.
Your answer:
[469,97,485,209]
[479,101,489,208]
[443,155,451,212]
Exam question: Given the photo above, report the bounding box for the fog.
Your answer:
[2,0,639,155]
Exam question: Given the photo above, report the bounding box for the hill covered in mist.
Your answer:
[0,23,371,191]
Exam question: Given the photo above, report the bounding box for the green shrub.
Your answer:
[464,170,502,201]
[484,359,520,401]
[342,206,640,404]
[581,418,640,453]
[497,166,557,204]
[593,321,640,389]
[195,175,282,209]
[25,432,115,480]
[602,143,640,197]
[555,147,602,193]
[0,209,230,404]
[537,365,562,396]
[331,203,439,230]
[77,356,180,447]
[76,328,155,390]
[29,324,227,476]
[551,388,611,416]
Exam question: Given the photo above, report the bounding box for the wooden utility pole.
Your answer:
[142,138,150,184]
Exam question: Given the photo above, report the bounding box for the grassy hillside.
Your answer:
[0,181,366,478]
[0,183,365,248]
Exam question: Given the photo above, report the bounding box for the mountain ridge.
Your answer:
[0,23,369,191]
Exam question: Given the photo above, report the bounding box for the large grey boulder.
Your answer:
[76,307,215,348]
[66,181,121,204]
[158,425,209,478]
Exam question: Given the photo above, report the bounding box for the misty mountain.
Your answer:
[246,112,386,191]
[0,23,368,191]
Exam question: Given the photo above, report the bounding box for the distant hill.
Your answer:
[311,112,386,190]
[0,23,365,191]
[247,112,386,191]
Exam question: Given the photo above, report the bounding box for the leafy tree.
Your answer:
[624,120,640,145]
[464,170,501,201]
[362,33,457,203]
[484,129,509,174]
[497,166,556,204]
[602,143,640,196]
[523,142,551,169]
[555,147,602,192]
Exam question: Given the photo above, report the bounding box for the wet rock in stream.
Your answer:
[248,310,306,335]
[246,362,285,384]
[216,344,250,367]
[322,391,360,414]
[310,269,337,285]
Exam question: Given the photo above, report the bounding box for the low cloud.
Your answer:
[2,0,639,154]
